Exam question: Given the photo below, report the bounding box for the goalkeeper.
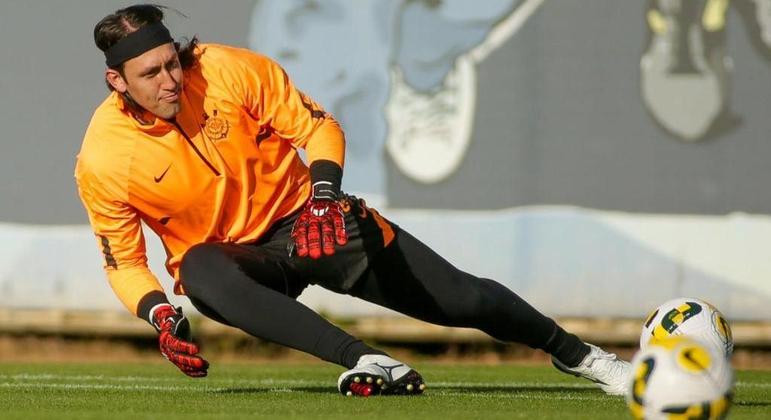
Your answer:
[76,4,630,397]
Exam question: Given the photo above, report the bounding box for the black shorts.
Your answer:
[247,194,397,295]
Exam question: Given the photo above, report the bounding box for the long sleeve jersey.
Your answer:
[75,44,345,316]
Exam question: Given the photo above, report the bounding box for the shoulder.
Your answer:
[197,43,275,67]
[196,43,285,84]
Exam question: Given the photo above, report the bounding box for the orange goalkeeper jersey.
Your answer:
[75,44,345,315]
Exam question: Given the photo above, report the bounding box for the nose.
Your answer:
[159,67,179,90]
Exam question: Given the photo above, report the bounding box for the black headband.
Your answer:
[104,22,173,67]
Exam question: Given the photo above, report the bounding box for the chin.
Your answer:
[157,104,181,119]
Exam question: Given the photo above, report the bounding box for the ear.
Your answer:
[106,68,128,93]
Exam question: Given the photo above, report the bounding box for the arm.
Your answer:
[75,168,164,316]
[239,53,346,169]
[235,50,349,257]
[75,166,208,376]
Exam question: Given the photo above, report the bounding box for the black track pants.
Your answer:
[179,240,384,369]
[178,197,587,369]
[350,228,560,348]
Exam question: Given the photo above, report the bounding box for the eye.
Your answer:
[142,68,160,79]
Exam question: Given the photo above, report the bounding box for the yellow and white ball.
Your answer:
[627,336,733,420]
[640,297,733,357]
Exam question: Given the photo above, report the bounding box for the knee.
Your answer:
[448,287,488,321]
[179,243,234,295]
[446,278,507,322]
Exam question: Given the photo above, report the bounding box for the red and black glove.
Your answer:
[151,304,209,378]
[291,160,348,259]
[291,198,348,258]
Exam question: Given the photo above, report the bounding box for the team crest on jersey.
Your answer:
[203,109,229,140]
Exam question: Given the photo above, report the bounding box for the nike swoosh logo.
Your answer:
[154,164,172,183]
[374,363,404,382]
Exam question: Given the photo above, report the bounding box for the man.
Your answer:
[76,4,630,397]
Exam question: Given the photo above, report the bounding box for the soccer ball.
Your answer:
[627,336,734,420]
[640,297,733,357]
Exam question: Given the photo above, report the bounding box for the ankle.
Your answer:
[546,328,590,368]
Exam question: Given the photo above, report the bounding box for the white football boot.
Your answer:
[552,343,631,396]
[337,354,425,397]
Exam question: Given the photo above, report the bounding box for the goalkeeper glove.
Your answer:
[291,161,348,259]
[150,304,209,377]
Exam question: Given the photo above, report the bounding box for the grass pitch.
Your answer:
[0,362,769,419]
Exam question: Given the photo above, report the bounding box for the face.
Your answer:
[106,43,183,119]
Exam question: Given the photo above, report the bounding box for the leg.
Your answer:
[179,242,381,369]
[348,227,631,395]
[273,197,427,396]
[348,228,589,366]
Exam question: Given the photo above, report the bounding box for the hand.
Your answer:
[291,199,348,259]
[151,304,209,377]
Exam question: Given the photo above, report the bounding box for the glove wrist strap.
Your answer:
[311,181,338,201]
[309,160,342,200]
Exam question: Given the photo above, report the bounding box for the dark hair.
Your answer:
[94,4,199,91]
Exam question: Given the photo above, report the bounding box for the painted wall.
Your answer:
[1,1,769,321]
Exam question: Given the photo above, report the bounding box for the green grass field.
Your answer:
[0,362,769,419]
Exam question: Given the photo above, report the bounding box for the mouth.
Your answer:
[160,91,180,103]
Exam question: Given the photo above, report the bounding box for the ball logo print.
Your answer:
[675,345,712,373]
[652,301,703,340]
